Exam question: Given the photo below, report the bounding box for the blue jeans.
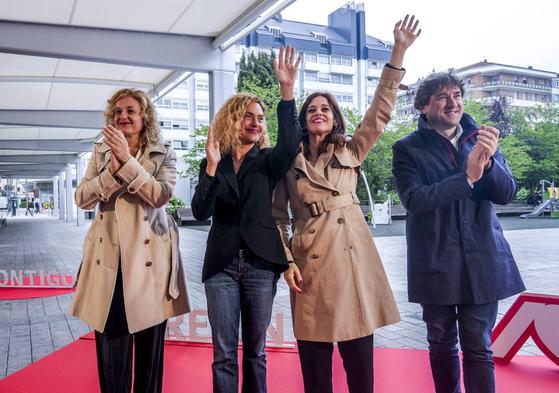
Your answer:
[205,254,279,393]
[422,302,498,393]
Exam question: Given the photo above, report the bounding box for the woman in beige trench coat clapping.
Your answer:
[272,16,421,393]
[71,88,190,393]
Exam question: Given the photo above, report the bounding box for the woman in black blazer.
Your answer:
[191,46,301,393]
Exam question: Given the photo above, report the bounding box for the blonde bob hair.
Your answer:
[211,93,269,154]
[104,88,161,147]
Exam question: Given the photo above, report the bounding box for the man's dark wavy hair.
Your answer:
[414,72,466,110]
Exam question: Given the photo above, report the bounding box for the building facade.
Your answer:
[156,2,395,203]
[240,1,393,114]
[397,60,559,115]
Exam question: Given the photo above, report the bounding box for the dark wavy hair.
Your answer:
[414,72,465,110]
[299,92,347,159]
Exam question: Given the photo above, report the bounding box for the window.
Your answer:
[318,73,330,83]
[172,140,189,150]
[312,32,328,44]
[196,80,209,91]
[367,77,379,89]
[342,75,352,85]
[330,56,341,65]
[367,60,379,69]
[304,71,318,81]
[172,100,188,110]
[330,74,342,84]
[196,120,209,129]
[341,57,352,66]
[196,102,210,111]
[159,120,172,129]
[156,98,172,108]
[305,52,317,63]
[172,121,188,130]
[267,26,282,38]
[335,93,353,103]
[318,54,329,64]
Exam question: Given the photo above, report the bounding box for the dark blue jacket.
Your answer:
[392,113,525,305]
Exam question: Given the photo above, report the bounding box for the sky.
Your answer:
[281,0,559,84]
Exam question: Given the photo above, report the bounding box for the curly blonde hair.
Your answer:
[104,88,161,146]
[211,93,269,154]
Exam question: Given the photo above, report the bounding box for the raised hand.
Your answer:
[389,15,421,69]
[205,126,221,176]
[272,46,301,101]
[393,14,421,50]
[476,125,500,160]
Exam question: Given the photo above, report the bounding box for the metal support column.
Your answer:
[65,164,73,222]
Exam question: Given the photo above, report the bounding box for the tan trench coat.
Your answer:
[70,141,190,334]
[272,66,403,342]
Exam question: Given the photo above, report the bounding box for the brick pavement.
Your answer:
[1,214,558,378]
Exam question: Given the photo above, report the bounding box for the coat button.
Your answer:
[144,239,150,244]
[96,259,100,265]
[332,191,340,196]
[337,218,344,224]
[129,187,135,192]
[145,261,152,267]
[144,216,149,221]
[99,237,102,243]
[100,214,103,220]
[309,228,316,234]
[311,253,319,259]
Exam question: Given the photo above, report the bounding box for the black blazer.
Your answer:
[192,99,301,281]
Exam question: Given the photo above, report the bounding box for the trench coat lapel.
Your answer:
[219,156,240,198]
[140,142,167,175]
[96,142,112,173]
[292,147,337,192]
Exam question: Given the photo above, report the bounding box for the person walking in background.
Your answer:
[191,46,301,393]
[272,16,420,393]
[392,69,525,392]
[71,88,190,393]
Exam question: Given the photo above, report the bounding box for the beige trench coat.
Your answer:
[70,141,190,334]
[272,66,403,342]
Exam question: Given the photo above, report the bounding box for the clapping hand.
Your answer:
[102,125,132,174]
[272,46,301,101]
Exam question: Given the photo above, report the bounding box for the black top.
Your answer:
[192,99,301,281]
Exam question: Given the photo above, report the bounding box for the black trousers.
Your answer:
[297,335,374,393]
[95,265,167,393]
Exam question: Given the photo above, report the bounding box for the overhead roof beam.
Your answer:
[0,154,78,164]
[213,0,296,49]
[0,76,155,89]
[0,170,62,176]
[0,139,93,152]
[0,20,235,72]
[0,110,103,129]
[0,163,69,171]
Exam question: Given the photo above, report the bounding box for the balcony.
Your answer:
[481,79,551,92]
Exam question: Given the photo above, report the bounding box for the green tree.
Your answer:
[463,99,490,125]
[489,96,513,136]
[238,51,281,144]
[181,124,208,179]
[343,108,415,203]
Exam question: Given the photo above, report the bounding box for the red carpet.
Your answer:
[0,275,75,300]
[1,336,557,393]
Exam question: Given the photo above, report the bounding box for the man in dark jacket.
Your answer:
[392,72,525,393]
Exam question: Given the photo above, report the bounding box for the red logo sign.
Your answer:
[492,293,559,366]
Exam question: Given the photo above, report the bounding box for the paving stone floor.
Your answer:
[1,213,558,379]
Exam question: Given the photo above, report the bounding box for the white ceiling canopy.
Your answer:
[0,0,295,178]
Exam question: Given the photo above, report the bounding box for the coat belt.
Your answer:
[293,191,360,221]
